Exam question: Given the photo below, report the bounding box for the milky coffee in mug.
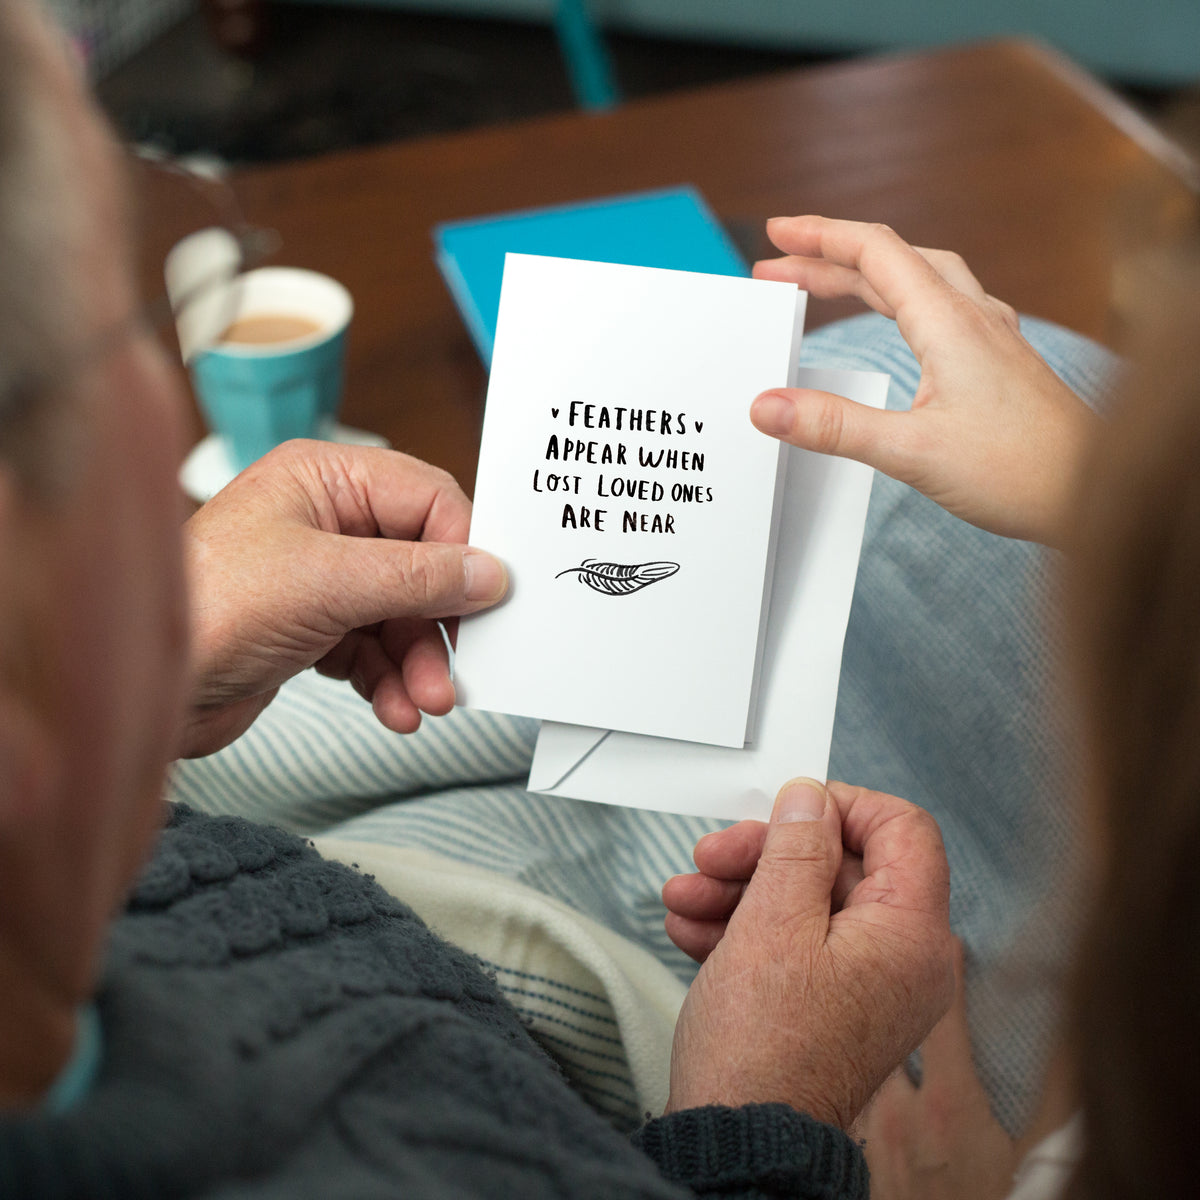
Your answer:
[219,313,325,346]
[186,267,354,471]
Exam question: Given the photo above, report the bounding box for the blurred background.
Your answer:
[41,0,1200,165]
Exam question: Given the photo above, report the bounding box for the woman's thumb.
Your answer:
[751,387,898,472]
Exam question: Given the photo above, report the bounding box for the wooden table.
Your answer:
[140,39,1197,494]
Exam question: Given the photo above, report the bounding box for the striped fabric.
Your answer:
[311,835,687,1128]
[169,681,718,1120]
[171,684,720,984]
[487,961,638,1122]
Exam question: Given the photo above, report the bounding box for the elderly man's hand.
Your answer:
[750,216,1099,547]
[662,779,955,1130]
[179,441,507,758]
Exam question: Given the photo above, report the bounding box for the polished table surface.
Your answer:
[140,38,1196,495]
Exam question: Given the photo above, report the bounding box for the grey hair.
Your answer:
[0,1,85,494]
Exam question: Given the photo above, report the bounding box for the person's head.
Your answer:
[0,0,190,1082]
[1066,201,1200,1195]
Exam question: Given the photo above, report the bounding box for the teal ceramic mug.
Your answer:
[186,266,354,471]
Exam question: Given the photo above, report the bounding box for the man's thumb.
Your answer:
[460,548,509,607]
[747,777,842,922]
[394,543,509,615]
[320,537,509,628]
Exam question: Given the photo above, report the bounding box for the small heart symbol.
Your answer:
[694,420,704,433]
[551,407,560,418]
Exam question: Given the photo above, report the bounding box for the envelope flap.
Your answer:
[528,723,611,791]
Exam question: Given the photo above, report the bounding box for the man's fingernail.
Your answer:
[751,392,794,438]
[773,778,827,823]
[464,550,508,602]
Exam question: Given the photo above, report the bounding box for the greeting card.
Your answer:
[452,253,806,747]
[528,366,890,822]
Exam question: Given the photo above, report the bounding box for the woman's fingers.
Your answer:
[752,246,986,316]
[752,255,895,316]
[914,246,989,303]
[762,217,964,350]
[756,216,1019,367]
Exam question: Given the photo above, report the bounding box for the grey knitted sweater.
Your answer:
[0,805,868,1198]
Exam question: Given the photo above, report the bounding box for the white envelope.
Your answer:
[527,365,888,823]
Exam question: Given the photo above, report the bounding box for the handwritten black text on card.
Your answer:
[454,254,806,747]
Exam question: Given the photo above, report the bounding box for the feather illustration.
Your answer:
[555,559,680,596]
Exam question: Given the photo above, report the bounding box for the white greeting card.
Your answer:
[527,366,889,822]
[453,254,807,747]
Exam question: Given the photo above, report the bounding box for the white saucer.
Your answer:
[180,423,391,503]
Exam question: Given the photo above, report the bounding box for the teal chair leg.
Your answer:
[554,0,620,111]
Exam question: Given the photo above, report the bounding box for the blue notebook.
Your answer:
[434,185,749,366]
